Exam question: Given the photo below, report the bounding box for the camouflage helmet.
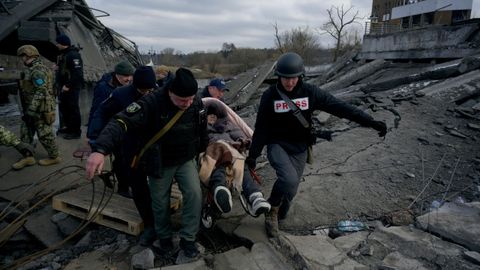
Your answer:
[17,45,40,57]
[274,52,305,78]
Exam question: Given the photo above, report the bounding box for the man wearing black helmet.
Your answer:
[246,52,387,238]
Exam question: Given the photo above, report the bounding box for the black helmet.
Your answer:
[274,52,305,78]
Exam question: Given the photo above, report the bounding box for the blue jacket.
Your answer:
[87,83,143,140]
[87,73,116,126]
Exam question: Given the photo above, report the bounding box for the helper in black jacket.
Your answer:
[86,68,208,262]
[55,34,84,139]
[246,52,387,238]
[88,66,157,246]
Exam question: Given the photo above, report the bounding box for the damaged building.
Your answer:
[362,0,479,60]
[0,0,142,82]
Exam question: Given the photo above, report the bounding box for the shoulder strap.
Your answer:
[276,86,309,128]
[131,109,184,168]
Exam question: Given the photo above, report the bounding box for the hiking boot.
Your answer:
[12,156,36,170]
[139,227,156,246]
[38,157,61,166]
[248,192,271,216]
[214,186,232,213]
[265,206,279,238]
[62,132,81,140]
[179,238,199,258]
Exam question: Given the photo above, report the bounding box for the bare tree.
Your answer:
[221,42,236,58]
[319,5,362,61]
[273,23,321,63]
[273,22,285,54]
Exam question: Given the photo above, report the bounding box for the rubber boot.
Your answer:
[12,156,36,170]
[265,206,279,238]
[38,157,61,166]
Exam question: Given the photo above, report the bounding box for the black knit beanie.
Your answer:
[56,34,71,46]
[133,66,156,89]
[170,68,198,97]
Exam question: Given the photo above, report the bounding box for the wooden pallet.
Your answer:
[52,183,182,235]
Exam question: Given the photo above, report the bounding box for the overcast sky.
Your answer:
[84,0,480,54]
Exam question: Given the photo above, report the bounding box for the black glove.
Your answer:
[22,115,35,126]
[245,156,257,170]
[15,142,34,157]
[370,120,387,137]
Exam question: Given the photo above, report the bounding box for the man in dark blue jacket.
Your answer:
[88,66,157,246]
[246,52,387,238]
[87,60,134,126]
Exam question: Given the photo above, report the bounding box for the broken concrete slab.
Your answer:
[130,248,154,270]
[233,215,269,244]
[313,111,332,124]
[366,224,479,269]
[464,251,480,265]
[225,62,275,109]
[446,128,468,139]
[319,59,388,91]
[62,248,130,270]
[332,231,370,252]
[416,69,480,101]
[213,246,262,270]
[280,234,365,269]
[381,251,428,270]
[211,243,292,270]
[473,102,480,112]
[372,225,465,258]
[24,205,64,248]
[467,123,480,131]
[158,259,208,270]
[50,212,82,236]
[416,202,480,252]
[251,242,293,270]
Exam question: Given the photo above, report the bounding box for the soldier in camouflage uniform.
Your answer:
[0,125,35,167]
[14,45,61,169]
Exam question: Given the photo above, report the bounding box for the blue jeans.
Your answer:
[148,159,202,241]
[209,165,261,198]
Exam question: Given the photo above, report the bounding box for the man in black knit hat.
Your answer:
[86,68,207,263]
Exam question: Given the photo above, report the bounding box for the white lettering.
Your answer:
[274,97,309,113]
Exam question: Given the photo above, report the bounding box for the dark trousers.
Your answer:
[130,168,154,228]
[113,151,154,228]
[267,143,307,219]
[59,88,81,134]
